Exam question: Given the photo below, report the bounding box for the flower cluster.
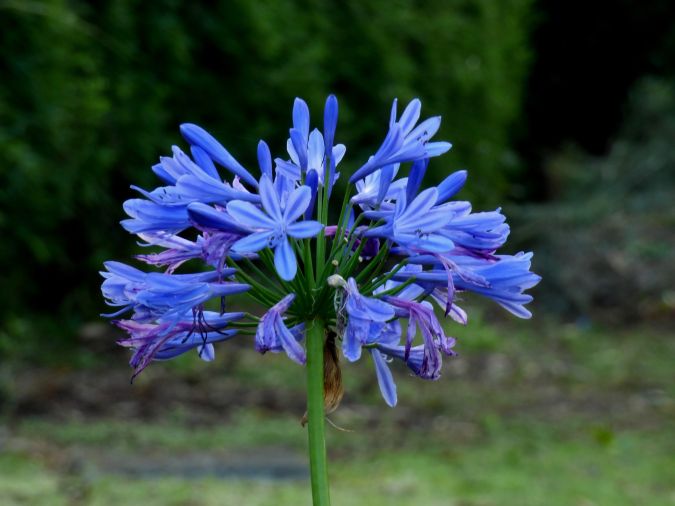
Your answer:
[101,96,540,404]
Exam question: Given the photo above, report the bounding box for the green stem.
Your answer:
[306,319,331,506]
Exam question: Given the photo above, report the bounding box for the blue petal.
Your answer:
[227,200,276,229]
[377,164,395,204]
[257,140,273,179]
[179,123,258,188]
[406,158,429,202]
[307,129,325,172]
[292,98,310,140]
[284,186,311,223]
[404,206,454,232]
[274,237,296,281]
[275,158,301,181]
[176,171,260,204]
[304,169,318,220]
[332,144,346,165]
[398,98,421,135]
[397,188,438,228]
[121,199,190,233]
[323,94,338,152]
[389,98,398,127]
[343,320,364,362]
[198,343,215,362]
[232,231,273,253]
[190,145,220,180]
[424,141,452,157]
[436,170,468,203]
[361,297,395,321]
[277,319,306,364]
[187,202,251,233]
[370,349,397,407]
[287,220,323,239]
[290,128,308,170]
[259,175,282,221]
[407,116,441,142]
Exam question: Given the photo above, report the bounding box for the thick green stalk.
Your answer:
[306,319,331,506]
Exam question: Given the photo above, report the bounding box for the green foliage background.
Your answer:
[0,0,533,347]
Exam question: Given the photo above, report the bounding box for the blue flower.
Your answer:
[351,163,407,209]
[180,123,259,188]
[121,198,192,234]
[255,294,306,364]
[395,252,541,318]
[364,187,455,252]
[100,261,250,321]
[150,145,219,186]
[226,176,324,280]
[137,145,257,207]
[275,97,346,187]
[122,143,260,235]
[102,94,540,405]
[350,98,452,183]
[340,277,395,362]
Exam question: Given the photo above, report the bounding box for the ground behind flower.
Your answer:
[1,313,673,505]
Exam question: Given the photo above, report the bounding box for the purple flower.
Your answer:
[373,342,429,380]
[135,231,240,274]
[226,176,323,280]
[256,294,306,364]
[385,296,456,380]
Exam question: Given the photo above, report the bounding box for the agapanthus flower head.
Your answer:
[101,95,539,410]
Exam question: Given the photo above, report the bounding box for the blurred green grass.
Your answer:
[2,423,672,505]
[1,314,673,505]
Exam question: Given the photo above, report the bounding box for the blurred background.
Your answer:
[0,1,673,504]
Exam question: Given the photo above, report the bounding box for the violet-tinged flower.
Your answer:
[350,98,452,183]
[374,342,429,381]
[256,294,306,364]
[116,310,242,378]
[226,176,323,280]
[134,231,242,274]
[385,296,456,380]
